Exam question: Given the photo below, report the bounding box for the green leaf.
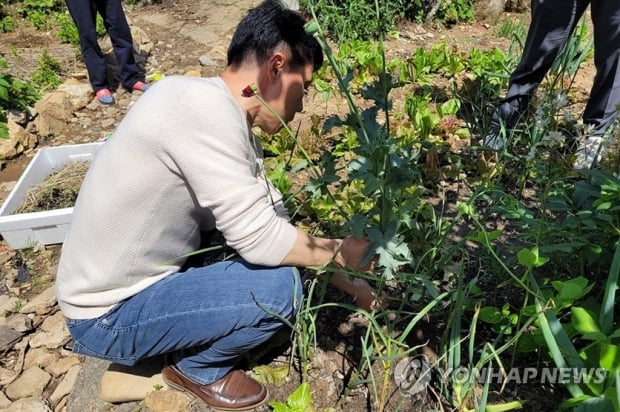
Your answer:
[553,277,592,302]
[572,307,601,334]
[287,382,313,410]
[478,306,503,324]
[251,365,289,387]
[456,201,474,216]
[600,343,620,372]
[517,247,549,269]
[0,85,8,102]
[268,401,289,412]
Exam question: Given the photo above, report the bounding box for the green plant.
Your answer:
[12,299,25,312]
[0,59,40,139]
[0,13,14,32]
[31,49,62,90]
[57,12,106,44]
[18,0,64,29]
[270,382,334,412]
[495,16,526,41]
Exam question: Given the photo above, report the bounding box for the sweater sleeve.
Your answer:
[162,78,298,266]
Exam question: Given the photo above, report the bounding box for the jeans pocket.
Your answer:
[65,307,138,365]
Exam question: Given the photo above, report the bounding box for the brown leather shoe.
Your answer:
[162,365,268,410]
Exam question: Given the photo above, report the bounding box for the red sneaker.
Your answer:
[95,89,114,105]
[131,81,150,92]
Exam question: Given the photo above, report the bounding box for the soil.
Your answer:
[0,1,599,411]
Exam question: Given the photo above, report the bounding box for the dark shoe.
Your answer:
[481,97,528,150]
[162,365,268,410]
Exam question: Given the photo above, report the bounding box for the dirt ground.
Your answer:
[0,0,599,411]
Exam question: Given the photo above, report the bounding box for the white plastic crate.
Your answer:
[0,142,104,249]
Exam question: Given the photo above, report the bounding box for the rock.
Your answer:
[56,78,93,111]
[45,355,80,377]
[66,357,110,411]
[100,118,117,129]
[109,402,141,412]
[5,313,33,333]
[49,364,80,405]
[29,312,70,349]
[0,397,51,411]
[5,366,51,400]
[184,70,202,77]
[0,367,15,384]
[0,296,20,316]
[7,110,30,127]
[0,120,37,161]
[0,392,10,409]
[145,390,191,412]
[198,55,216,66]
[19,286,56,314]
[98,359,167,403]
[54,395,67,412]
[24,348,60,370]
[0,326,22,352]
[33,92,72,137]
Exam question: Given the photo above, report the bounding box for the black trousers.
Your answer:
[65,0,142,92]
[504,0,620,134]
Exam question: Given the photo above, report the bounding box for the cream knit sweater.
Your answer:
[56,76,298,319]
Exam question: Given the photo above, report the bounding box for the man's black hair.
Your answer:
[227,0,323,71]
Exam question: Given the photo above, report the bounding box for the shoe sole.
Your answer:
[162,373,269,411]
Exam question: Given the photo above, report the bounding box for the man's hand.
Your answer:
[349,277,389,312]
[338,237,375,272]
[329,273,388,312]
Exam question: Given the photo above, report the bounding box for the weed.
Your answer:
[31,49,62,90]
[0,59,40,139]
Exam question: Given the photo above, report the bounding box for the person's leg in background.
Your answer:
[484,0,589,149]
[65,0,114,103]
[95,0,147,91]
[573,0,620,168]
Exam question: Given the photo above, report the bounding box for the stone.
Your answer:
[0,326,22,351]
[29,323,70,349]
[7,109,30,126]
[66,357,110,412]
[0,367,15,384]
[19,286,56,314]
[198,55,216,67]
[33,91,72,136]
[5,366,51,400]
[49,364,80,405]
[0,296,19,314]
[184,70,202,77]
[111,401,141,412]
[145,390,191,412]
[45,355,80,377]
[98,358,167,403]
[0,392,10,408]
[24,347,60,370]
[5,313,32,333]
[0,120,36,161]
[56,78,93,111]
[54,395,67,412]
[0,397,51,411]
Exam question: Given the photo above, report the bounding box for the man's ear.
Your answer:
[268,52,286,81]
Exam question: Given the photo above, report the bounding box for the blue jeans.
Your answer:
[66,261,302,384]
